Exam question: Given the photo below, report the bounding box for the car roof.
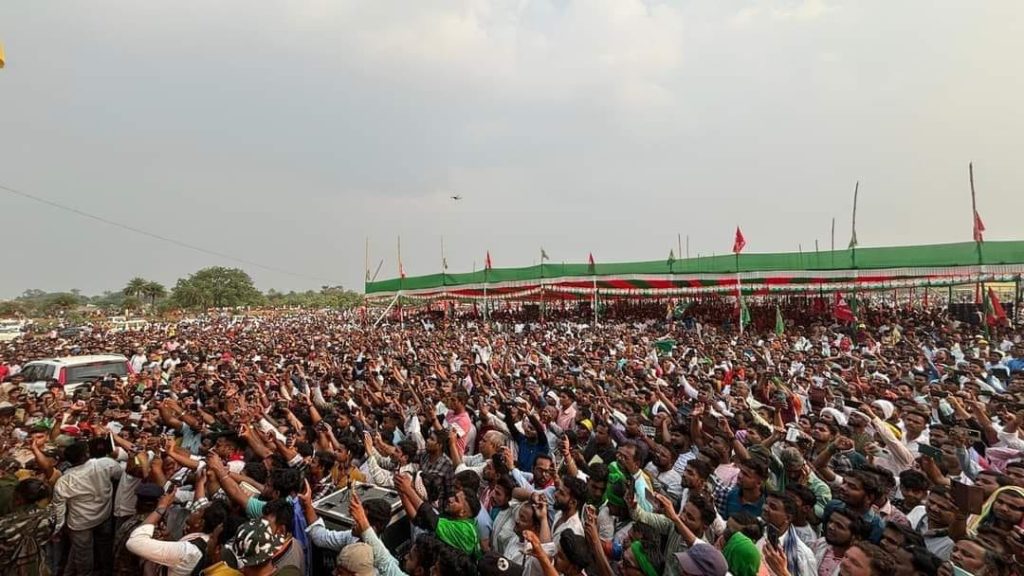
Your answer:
[26,354,129,366]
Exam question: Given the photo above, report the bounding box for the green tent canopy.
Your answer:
[365,240,1024,301]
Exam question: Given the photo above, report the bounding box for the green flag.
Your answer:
[541,248,550,261]
[982,285,992,338]
[667,249,676,267]
[775,305,784,336]
[739,292,751,330]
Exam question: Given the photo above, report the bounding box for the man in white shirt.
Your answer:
[52,441,124,576]
[127,489,228,576]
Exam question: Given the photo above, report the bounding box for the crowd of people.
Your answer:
[1,298,1023,576]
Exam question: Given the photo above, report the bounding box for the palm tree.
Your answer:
[124,277,148,300]
[142,281,167,307]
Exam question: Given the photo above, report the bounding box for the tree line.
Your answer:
[0,266,363,318]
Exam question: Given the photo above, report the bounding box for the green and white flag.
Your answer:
[775,305,785,336]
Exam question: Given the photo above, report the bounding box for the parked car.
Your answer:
[0,320,26,342]
[18,354,130,396]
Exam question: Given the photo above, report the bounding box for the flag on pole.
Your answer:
[667,249,676,267]
[834,292,855,323]
[849,181,860,249]
[971,162,985,243]
[399,260,406,279]
[541,248,550,261]
[737,289,751,331]
[985,287,1007,326]
[442,257,448,271]
[732,227,746,254]
[775,305,785,336]
[588,253,596,274]
[485,251,493,270]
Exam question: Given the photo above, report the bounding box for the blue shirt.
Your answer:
[720,486,766,520]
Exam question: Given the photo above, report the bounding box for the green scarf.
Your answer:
[630,541,658,576]
[436,517,480,558]
[603,462,627,505]
[722,532,761,576]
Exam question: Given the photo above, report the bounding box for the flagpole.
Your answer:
[678,234,682,264]
[364,237,369,291]
[831,217,836,267]
[540,247,546,323]
[970,162,984,304]
[397,235,404,329]
[850,181,859,269]
[686,235,690,260]
[1014,275,1021,328]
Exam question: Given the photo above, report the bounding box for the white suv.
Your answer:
[18,354,131,396]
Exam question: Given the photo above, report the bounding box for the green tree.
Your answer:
[170,267,264,309]
[43,293,80,316]
[124,277,148,300]
[0,301,26,317]
[123,296,144,312]
[142,281,167,307]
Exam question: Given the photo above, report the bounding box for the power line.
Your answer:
[0,182,340,284]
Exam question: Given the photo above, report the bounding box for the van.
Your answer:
[18,354,131,396]
[0,320,25,343]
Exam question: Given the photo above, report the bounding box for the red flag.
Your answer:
[485,251,493,270]
[732,227,746,254]
[973,210,986,242]
[834,292,855,323]
[987,287,1007,326]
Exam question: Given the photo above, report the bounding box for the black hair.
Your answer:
[827,507,870,541]
[898,469,930,492]
[785,484,816,508]
[455,470,482,494]
[559,532,594,572]
[561,475,588,510]
[433,541,476,575]
[534,453,554,468]
[295,441,314,459]
[883,522,924,548]
[269,467,302,496]
[243,461,269,484]
[743,455,770,479]
[495,474,516,497]
[314,451,337,472]
[686,491,717,527]
[461,488,482,518]
[88,436,112,459]
[588,462,609,483]
[397,440,419,462]
[262,498,295,535]
[363,498,393,532]
[14,478,50,505]
[729,511,764,542]
[686,458,713,480]
[64,442,89,466]
[410,534,443,573]
[202,501,229,534]
[767,490,799,520]
[847,470,883,501]
[852,543,895,575]
[905,546,942,576]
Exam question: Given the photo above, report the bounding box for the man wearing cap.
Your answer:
[676,543,729,576]
[335,543,375,576]
[112,482,163,576]
[231,518,298,576]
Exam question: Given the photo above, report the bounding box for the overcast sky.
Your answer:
[1,1,1022,298]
